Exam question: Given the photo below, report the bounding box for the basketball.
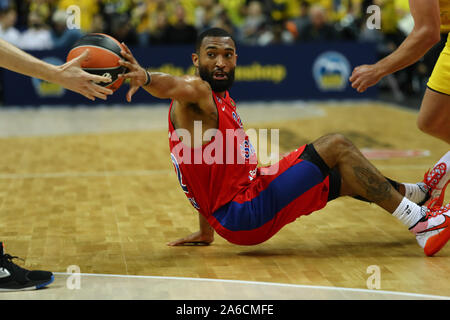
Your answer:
[67,33,127,92]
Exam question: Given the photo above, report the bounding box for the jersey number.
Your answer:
[171,153,200,209]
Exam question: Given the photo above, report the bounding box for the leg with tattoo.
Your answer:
[311,134,403,213]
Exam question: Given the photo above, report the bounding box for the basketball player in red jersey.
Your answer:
[119,28,450,256]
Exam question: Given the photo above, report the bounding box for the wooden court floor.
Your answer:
[0,101,449,299]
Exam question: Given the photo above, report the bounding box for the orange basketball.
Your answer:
[67,33,127,92]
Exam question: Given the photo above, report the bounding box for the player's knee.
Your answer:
[417,114,443,136]
[328,133,354,151]
[313,133,355,163]
[417,114,430,133]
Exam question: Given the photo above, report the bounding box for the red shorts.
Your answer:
[208,145,332,245]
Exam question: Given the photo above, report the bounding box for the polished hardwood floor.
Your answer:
[0,101,448,299]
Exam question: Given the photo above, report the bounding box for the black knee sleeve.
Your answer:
[299,144,342,202]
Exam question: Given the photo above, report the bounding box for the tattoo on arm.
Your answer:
[353,166,392,202]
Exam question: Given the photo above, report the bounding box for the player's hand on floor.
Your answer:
[167,230,214,246]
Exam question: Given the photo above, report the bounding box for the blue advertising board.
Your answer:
[1,42,377,106]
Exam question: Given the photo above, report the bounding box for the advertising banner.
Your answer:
[1,42,377,106]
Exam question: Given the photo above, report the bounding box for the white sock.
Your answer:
[392,197,426,228]
[404,182,429,204]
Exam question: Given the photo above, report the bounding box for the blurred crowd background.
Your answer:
[0,0,447,100]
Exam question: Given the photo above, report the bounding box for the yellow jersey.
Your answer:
[440,0,450,33]
[427,1,450,94]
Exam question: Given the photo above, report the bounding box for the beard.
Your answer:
[199,65,235,92]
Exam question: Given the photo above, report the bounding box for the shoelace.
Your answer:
[423,163,447,191]
[0,253,25,268]
[426,204,450,218]
[426,179,450,209]
[425,179,450,219]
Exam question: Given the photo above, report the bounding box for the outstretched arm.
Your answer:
[118,43,217,246]
[350,0,441,92]
[118,43,211,104]
[0,39,113,101]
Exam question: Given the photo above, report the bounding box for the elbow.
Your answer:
[419,27,441,48]
[429,31,441,46]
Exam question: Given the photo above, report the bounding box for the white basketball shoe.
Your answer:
[423,151,450,206]
[410,152,450,256]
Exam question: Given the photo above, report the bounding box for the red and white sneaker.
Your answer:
[422,151,450,206]
[410,203,450,256]
[408,152,450,256]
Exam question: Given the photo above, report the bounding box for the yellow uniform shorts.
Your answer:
[428,33,450,95]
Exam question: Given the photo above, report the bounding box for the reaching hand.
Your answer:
[57,49,113,101]
[349,64,383,93]
[118,42,148,102]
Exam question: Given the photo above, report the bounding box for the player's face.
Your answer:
[194,37,237,93]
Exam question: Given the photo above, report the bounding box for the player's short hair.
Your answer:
[195,28,236,53]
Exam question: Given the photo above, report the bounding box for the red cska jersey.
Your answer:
[168,91,258,221]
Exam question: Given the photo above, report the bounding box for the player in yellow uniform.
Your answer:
[350,0,450,144]
[427,1,450,99]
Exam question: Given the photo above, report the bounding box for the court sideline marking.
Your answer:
[52,272,450,300]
